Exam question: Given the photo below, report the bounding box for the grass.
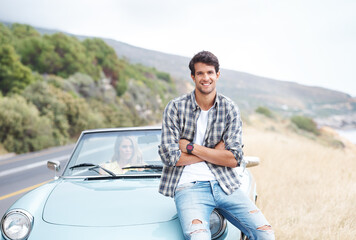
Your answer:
[243,115,356,239]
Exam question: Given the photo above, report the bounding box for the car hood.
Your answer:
[43,178,177,227]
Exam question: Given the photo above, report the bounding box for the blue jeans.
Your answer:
[174,181,275,240]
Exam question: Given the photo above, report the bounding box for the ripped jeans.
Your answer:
[174,181,275,240]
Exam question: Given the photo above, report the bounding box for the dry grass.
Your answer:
[243,115,356,239]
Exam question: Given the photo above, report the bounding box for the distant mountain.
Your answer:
[3,20,355,126]
[103,38,355,119]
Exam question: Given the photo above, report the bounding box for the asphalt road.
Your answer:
[0,144,75,218]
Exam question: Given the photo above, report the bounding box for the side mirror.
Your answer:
[238,156,260,178]
[243,156,260,168]
[47,160,61,179]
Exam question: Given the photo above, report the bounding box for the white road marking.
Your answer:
[0,155,70,178]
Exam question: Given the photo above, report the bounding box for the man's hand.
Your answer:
[190,140,238,168]
[177,139,236,167]
[179,139,190,153]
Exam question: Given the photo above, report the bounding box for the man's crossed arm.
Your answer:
[176,139,238,168]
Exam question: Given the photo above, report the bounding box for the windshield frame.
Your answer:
[61,127,163,179]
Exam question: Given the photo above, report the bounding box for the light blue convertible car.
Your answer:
[1,127,260,240]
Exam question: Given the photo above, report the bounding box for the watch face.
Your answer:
[187,145,193,151]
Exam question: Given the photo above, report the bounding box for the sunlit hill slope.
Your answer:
[25,21,356,122]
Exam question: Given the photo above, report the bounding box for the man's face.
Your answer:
[191,62,220,95]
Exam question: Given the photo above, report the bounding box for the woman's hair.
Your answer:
[111,136,143,164]
[189,51,220,76]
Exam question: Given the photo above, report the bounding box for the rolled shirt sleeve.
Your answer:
[222,104,244,167]
[158,101,182,166]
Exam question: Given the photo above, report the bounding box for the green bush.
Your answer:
[156,71,172,83]
[15,31,100,80]
[256,106,274,118]
[16,37,61,74]
[291,115,320,135]
[10,23,40,39]
[115,77,128,97]
[0,23,14,45]
[89,99,134,127]
[66,73,100,99]
[0,95,56,153]
[49,86,104,137]
[0,44,35,95]
[83,38,119,82]
[23,81,70,145]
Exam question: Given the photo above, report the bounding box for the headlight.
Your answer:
[210,209,227,239]
[1,209,33,240]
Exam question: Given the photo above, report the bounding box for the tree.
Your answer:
[48,85,104,137]
[16,37,63,73]
[43,33,98,79]
[0,23,14,45]
[10,23,40,39]
[0,95,55,153]
[23,81,70,145]
[0,44,35,95]
[83,38,122,91]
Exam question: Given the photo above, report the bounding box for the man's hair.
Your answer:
[189,51,220,76]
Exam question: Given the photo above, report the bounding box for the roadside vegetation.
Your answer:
[255,106,274,118]
[0,23,177,154]
[290,115,320,135]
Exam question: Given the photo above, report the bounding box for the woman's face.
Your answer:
[119,139,134,161]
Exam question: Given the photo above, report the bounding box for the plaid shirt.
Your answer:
[158,90,244,197]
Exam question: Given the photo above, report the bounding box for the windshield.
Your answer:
[63,129,162,177]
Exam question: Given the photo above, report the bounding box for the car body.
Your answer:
[1,127,259,240]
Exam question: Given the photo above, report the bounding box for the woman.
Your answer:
[102,136,143,174]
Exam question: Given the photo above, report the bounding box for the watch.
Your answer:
[186,142,194,154]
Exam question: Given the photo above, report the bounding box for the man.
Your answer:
[158,51,274,240]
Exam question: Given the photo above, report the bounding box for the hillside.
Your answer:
[104,39,355,117]
[0,22,177,154]
[220,70,353,115]
[2,20,355,128]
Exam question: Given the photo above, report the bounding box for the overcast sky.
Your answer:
[0,0,355,96]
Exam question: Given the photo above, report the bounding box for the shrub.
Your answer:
[156,71,172,83]
[66,72,100,99]
[50,86,105,137]
[82,38,119,81]
[0,23,14,45]
[0,44,35,95]
[89,99,134,127]
[115,77,128,97]
[291,115,320,135]
[0,95,56,153]
[10,23,40,39]
[256,106,274,118]
[23,81,70,145]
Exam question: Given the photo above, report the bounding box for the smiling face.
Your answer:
[191,62,220,96]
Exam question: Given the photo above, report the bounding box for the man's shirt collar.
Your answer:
[190,90,220,111]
